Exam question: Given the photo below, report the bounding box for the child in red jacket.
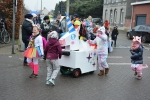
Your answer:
[44,31,62,86]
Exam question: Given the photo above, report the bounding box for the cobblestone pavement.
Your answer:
[0,32,150,100]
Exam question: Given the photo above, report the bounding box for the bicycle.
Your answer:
[0,18,10,44]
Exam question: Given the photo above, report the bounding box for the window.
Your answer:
[120,9,124,24]
[138,26,146,30]
[146,26,150,30]
[105,10,108,20]
[109,10,113,23]
[114,9,117,23]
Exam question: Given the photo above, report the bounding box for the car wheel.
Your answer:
[142,35,147,43]
[72,69,81,78]
[127,33,131,39]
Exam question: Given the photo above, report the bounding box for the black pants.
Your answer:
[113,39,116,47]
[22,39,29,64]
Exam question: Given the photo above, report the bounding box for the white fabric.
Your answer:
[25,18,35,26]
[34,35,44,55]
[27,58,38,64]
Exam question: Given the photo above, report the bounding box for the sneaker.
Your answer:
[137,76,142,80]
[49,79,55,86]
[34,74,38,78]
[46,80,51,85]
[29,72,34,78]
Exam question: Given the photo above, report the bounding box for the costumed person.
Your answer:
[44,31,62,85]
[130,36,148,80]
[41,16,51,40]
[111,26,119,47]
[24,26,44,78]
[22,14,34,66]
[104,20,110,37]
[72,14,81,38]
[82,16,93,40]
[88,26,109,76]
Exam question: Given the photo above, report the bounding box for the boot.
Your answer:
[23,63,29,66]
[98,70,104,76]
[105,68,109,75]
[137,76,142,80]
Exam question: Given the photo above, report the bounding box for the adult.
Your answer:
[111,26,119,47]
[40,16,51,40]
[32,13,39,25]
[22,14,34,66]
[60,16,66,33]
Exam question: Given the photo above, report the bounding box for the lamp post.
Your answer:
[12,0,17,54]
[41,0,42,11]
[65,0,69,31]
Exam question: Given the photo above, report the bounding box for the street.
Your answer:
[0,32,150,100]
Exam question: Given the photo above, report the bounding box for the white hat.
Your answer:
[32,13,37,18]
[50,31,58,39]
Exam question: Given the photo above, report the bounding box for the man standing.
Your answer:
[22,14,34,66]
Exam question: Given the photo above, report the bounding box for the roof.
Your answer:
[131,1,150,6]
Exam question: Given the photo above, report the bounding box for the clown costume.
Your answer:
[24,26,43,78]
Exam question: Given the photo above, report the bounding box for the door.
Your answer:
[136,15,146,26]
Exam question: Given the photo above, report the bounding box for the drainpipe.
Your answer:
[130,5,133,29]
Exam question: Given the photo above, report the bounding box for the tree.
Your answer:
[0,0,24,39]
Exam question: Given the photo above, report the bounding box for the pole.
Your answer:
[65,0,69,31]
[41,0,42,11]
[12,0,16,54]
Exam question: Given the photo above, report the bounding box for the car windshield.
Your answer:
[133,26,140,30]
[146,26,150,30]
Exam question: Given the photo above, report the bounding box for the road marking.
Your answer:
[108,56,123,58]
[108,63,131,65]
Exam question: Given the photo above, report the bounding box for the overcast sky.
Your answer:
[24,0,66,11]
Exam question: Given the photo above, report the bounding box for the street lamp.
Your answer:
[12,0,17,54]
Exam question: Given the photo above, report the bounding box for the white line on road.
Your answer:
[108,63,131,65]
[108,56,123,58]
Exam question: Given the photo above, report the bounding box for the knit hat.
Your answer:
[133,36,141,44]
[43,16,49,20]
[49,31,58,39]
[24,14,33,19]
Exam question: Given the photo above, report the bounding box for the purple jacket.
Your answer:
[44,38,62,60]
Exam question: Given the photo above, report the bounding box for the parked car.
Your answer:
[127,25,150,43]
[92,18,102,26]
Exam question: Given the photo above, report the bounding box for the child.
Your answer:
[24,26,44,78]
[130,36,148,80]
[88,26,109,76]
[44,31,62,86]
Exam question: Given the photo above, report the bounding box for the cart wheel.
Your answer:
[60,66,66,74]
[89,71,94,74]
[72,69,81,78]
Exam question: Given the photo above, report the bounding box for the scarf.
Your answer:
[25,18,35,26]
[43,21,50,30]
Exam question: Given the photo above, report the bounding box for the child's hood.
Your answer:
[97,26,105,35]
[47,38,59,47]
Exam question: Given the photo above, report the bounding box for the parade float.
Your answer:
[58,14,97,78]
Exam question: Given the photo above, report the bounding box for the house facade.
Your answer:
[131,1,150,28]
[103,0,138,30]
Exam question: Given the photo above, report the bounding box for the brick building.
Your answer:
[131,1,150,28]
